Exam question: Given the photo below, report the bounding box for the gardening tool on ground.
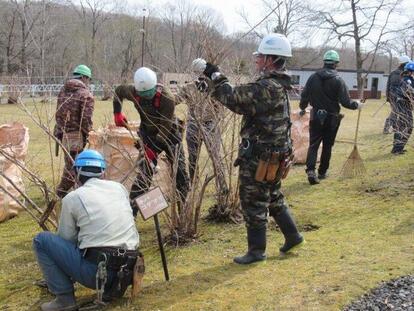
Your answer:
[341,104,366,178]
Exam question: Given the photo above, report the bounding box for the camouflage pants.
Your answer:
[186,119,227,191]
[56,149,81,198]
[238,157,288,229]
[56,132,85,198]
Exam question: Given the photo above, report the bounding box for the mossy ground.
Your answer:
[0,98,413,310]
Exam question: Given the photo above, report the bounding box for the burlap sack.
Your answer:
[88,123,173,199]
[0,122,29,223]
[291,109,311,164]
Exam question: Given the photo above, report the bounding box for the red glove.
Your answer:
[114,112,128,127]
[144,144,158,163]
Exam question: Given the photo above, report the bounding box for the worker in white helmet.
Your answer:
[112,67,189,215]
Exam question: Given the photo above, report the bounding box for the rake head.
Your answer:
[340,145,366,178]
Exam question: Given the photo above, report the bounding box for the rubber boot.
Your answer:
[306,170,320,185]
[41,293,77,311]
[274,209,304,254]
[318,171,328,180]
[233,227,267,264]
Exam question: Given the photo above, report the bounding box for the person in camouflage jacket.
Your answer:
[192,34,304,265]
[113,67,189,215]
[54,65,94,198]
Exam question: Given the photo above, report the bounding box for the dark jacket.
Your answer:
[299,65,358,113]
[112,84,178,151]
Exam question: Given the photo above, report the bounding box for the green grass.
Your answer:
[0,98,413,310]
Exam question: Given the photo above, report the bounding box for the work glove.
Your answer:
[299,110,306,117]
[203,63,220,80]
[144,144,158,170]
[195,77,209,92]
[356,101,365,110]
[114,112,128,127]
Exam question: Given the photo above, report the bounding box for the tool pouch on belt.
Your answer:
[131,253,145,298]
[265,152,280,182]
[255,150,270,181]
[316,109,328,126]
[275,152,295,181]
[103,255,138,302]
[62,131,84,153]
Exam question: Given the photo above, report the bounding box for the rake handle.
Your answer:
[354,108,362,145]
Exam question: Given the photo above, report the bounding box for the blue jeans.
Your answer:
[33,232,114,295]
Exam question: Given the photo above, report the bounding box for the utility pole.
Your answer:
[141,8,146,67]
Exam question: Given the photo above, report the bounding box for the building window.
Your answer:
[291,75,300,85]
[353,77,368,89]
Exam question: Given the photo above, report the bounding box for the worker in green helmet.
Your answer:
[299,50,363,185]
[53,64,95,198]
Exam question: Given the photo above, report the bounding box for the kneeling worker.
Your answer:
[33,149,141,311]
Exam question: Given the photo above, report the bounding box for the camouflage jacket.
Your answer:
[177,81,223,123]
[113,84,178,149]
[211,71,292,150]
[54,79,94,138]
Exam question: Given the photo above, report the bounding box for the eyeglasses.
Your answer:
[254,53,265,59]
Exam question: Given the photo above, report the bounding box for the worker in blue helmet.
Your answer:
[391,62,414,154]
[32,150,142,310]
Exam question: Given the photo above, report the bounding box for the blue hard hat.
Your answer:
[74,149,106,170]
[404,61,414,72]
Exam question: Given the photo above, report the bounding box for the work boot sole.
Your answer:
[233,254,266,265]
[307,177,320,185]
[280,239,306,255]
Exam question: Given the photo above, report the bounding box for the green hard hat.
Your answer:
[73,64,92,78]
[323,50,340,63]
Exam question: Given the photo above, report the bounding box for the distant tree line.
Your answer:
[0,0,412,87]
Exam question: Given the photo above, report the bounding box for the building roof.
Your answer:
[289,67,385,74]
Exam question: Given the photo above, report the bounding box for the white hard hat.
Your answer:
[398,55,411,64]
[134,67,157,92]
[253,33,292,58]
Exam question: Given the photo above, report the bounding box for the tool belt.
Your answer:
[83,247,141,302]
[235,139,294,182]
[83,247,138,270]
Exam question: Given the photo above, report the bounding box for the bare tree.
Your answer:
[239,0,314,45]
[314,0,400,96]
[66,0,120,66]
[0,2,18,74]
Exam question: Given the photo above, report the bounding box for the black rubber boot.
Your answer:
[233,227,267,265]
[318,171,328,180]
[41,292,77,311]
[274,209,304,254]
[306,170,320,185]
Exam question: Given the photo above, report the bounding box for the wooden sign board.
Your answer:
[135,187,168,220]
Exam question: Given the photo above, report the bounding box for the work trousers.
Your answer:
[56,150,80,198]
[392,100,413,152]
[384,99,398,133]
[238,157,290,229]
[32,232,115,295]
[305,114,341,174]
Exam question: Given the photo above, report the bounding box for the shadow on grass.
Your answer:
[130,261,254,309]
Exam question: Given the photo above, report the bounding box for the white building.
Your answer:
[289,68,387,99]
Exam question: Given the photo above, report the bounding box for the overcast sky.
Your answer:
[127,0,261,34]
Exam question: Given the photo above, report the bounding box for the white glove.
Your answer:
[356,101,364,110]
[192,58,207,73]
